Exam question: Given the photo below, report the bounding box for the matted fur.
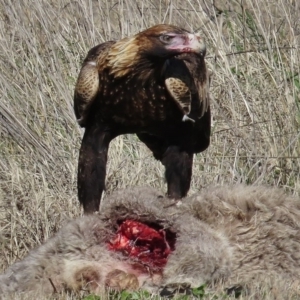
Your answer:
[1,185,300,296]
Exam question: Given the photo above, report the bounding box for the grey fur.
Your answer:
[1,185,300,295]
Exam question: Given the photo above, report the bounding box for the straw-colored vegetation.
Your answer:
[0,0,299,298]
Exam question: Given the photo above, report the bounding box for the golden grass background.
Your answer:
[0,0,299,298]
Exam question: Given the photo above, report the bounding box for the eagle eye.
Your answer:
[159,34,174,43]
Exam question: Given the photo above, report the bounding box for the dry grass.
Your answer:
[0,0,299,298]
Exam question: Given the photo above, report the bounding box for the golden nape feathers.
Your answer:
[73,24,210,213]
[107,36,141,78]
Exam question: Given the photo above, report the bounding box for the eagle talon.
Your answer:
[182,115,195,123]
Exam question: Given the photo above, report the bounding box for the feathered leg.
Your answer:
[78,123,113,213]
[161,146,193,199]
[137,133,193,199]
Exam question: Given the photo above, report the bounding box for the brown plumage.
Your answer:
[1,185,300,297]
[74,24,210,213]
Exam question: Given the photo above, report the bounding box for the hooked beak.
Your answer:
[185,33,206,54]
[166,32,206,55]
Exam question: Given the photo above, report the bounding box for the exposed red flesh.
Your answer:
[108,220,174,268]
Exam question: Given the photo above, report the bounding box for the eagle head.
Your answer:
[108,24,206,78]
[137,24,206,57]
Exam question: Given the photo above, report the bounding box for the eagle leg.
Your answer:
[162,146,193,199]
[78,123,113,213]
[136,134,193,199]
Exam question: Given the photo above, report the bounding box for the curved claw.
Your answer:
[182,115,195,123]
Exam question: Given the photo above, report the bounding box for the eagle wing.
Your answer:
[180,53,210,118]
[74,41,115,127]
[164,53,209,122]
